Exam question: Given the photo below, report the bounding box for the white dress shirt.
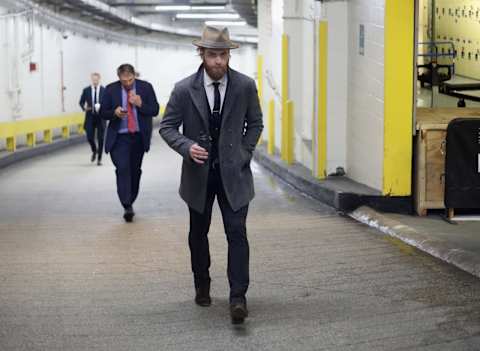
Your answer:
[203,69,228,114]
[91,85,101,113]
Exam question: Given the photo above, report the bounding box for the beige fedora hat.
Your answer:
[193,26,239,49]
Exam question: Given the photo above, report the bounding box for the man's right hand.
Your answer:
[189,144,209,164]
[115,106,127,119]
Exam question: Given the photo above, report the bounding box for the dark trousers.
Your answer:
[188,167,249,304]
[85,114,105,160]
[110,133,144,209]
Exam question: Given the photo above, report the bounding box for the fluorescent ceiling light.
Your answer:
[155,6,191,11]
[176,13,240,19]
[156,5,226,12]
[191,6,226,10]
[205,21,247,26]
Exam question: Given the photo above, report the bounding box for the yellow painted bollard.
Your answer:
[281,100,294,164]
[268,99,275,155]
[257,55,264,146]
[27,132,36,147]
[257,55,264,103]
[281,101,286,160]
[44,129,53,144]
[316,21,328,180]
[286,100,295,165]
[62,126,70,139]
[6,136,16,152]
[281,33,289,161]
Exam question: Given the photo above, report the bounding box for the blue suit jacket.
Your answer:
[100,79,159,153]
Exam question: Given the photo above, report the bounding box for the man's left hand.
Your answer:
[128,92,142,108]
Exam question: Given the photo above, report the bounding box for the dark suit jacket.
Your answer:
[79,85,105,126]
[159,65,264,213]
[100,79,159,153]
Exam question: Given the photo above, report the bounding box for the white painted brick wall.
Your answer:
[347,0,385,191]
[325,2,348,175]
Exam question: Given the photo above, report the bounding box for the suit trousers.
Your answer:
[188,166,249,304]
[85,114,105,159]
[110,133,144,209]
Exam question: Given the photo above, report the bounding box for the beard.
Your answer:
[204,61,228,81]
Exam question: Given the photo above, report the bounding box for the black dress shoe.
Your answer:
[230,302,248,324]
[97,159,102,166]
[195,284,211,307]
[123,206,134,222]
[91,152,97,163]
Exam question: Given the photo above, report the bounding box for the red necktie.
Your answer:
[127,90,136,133]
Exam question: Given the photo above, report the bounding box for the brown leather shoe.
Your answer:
[230,302,248,324]
[195,284,211,307]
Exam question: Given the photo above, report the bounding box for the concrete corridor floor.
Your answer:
[1,134,480,351]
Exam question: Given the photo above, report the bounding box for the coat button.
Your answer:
[229,143,233,147]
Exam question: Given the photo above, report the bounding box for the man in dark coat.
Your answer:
[100,64,159,222]
[159,26,263,324]
[79,73,106,165]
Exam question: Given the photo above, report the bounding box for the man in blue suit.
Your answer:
[79,73,105,165]
[100,64,159,222]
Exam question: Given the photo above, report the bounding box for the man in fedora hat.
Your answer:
[160,26,263,324]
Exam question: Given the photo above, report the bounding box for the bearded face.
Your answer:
[202,48,230,81]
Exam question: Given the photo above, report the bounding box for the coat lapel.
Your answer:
[221,68,241,130]
[117,82,123,107]
[188,66,210,130]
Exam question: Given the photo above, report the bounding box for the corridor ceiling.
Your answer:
[29,0,258,40]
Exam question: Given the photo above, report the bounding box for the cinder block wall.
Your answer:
[347,0,386,191]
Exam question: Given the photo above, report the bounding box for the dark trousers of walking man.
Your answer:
[189,161,250,307]
[85,114,105,163]
[110,133,144,211]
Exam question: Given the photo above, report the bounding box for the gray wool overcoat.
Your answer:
[159,65,264,213]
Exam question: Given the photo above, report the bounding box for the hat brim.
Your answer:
[193,39,239,49]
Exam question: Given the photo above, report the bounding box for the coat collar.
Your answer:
[220,68,240,130]
[189,65,210,129]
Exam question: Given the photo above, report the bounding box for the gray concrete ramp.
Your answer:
[1,135,480,350]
